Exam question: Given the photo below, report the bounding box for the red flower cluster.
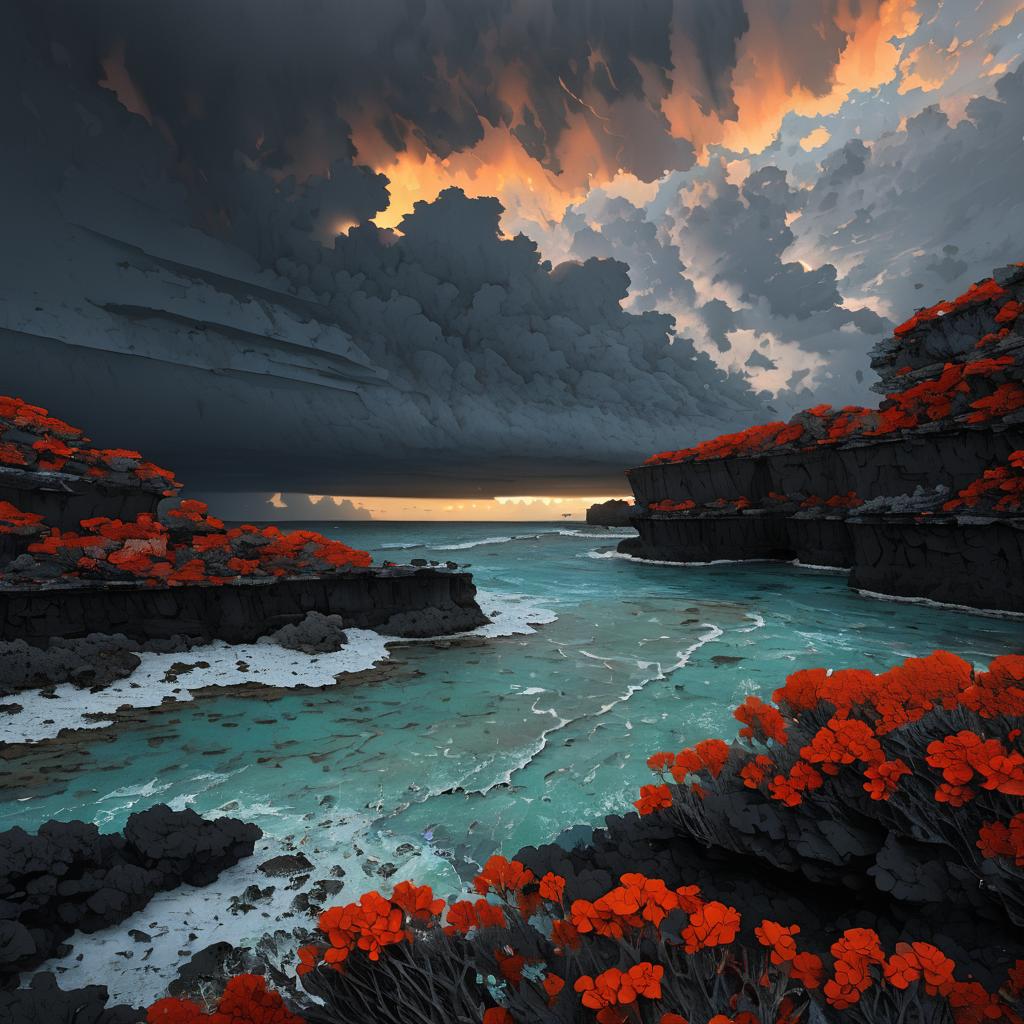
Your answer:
[926,731,1024,802]
[571,874,693,939]
[943,451,1024,513]
[316,889,420,967]
[574,963,663,1024]
[734,694,788,745]
[0,500,45,537]
[0,394,178,493]
[146,974,302,1024]
[8,504,372,587]
[649,499,697,512]
[639,275,1022,467]
[893,277,1008,337]
[966,382,1024,424]
[148,650,1024,1024]
[444,897,507,934]
[645,421,805,466]
[647,739,731,785]
[824,928,887,1009]
[977,813,1024,866]
[640,651,1024,818]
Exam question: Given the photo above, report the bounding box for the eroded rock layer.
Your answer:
[621,264,1024,612]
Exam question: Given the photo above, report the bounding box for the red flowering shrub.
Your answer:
[893,278,1008,338]
[0,501,45,537]
[146,974,302,1023]
[4,504,372,587]
[942,452,1024,513]
[0,394,178,492]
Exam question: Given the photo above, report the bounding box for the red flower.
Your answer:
[390,881,444,922]
[445,898,506,935]
[863,759,910,801]
[734,695,788,745]
[473,855,535,897]
[550,917,582,951]
[482,1009,515,1024]
[543,972,565,1004]
[538,872,566,904]
[634,783,673,815]
[755,920,800,963]
[790,951,824,989]
[295,944,320,977]
[883,942,956,996]
[680,901,741,953]
[147,998,204,1024]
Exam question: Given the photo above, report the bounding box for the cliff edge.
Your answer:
[619,263,1024,613]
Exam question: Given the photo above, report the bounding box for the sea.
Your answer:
[2,521,1022,1002]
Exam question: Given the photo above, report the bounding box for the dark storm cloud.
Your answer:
[1,6,773,496]
[18,0,744,197]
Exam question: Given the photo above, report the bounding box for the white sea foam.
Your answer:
[434,533,549,550]
[586,549,789,567]
[470,589,558,638]
[556,528,636,539]
[856,589,1024,620]
[3,588,558,745]
[2,630,392,744]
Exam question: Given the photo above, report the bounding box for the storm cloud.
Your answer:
[1,1,1021,496]
[1,2,773,497]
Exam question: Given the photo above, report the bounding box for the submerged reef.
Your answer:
[17,650,1020,1023]
[620,264,1024,612]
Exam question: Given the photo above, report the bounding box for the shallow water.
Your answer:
[2,522,1022,999]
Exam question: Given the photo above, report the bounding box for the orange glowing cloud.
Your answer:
[350,0,920,228]
[709,0,919,154]
[799,126,832,151]
[898,40,960,94]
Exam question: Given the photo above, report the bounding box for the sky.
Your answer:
[4,1,1024,518]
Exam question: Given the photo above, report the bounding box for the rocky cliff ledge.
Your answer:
[619,263,1024,613]
[0,395,487,654]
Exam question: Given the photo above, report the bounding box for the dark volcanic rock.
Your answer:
[0,971,143,1022]
[258,853,314,877]
[0,805,261,985]
[257,610,348,653]
[585,498,634,526]
[0,568,487,647]
[0,633,199,697]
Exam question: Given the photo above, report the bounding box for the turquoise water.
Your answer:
[2,521,1022,900]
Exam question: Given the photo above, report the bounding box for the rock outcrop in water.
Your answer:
[0,395,487,666]
[585,498,634,527]
[618,264,1024,612]
[0,805,261,986]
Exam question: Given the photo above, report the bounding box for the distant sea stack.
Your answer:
[0,395,487,652]
[585,498,634,527]
[620,263,1024,613]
